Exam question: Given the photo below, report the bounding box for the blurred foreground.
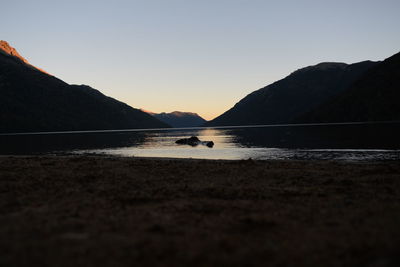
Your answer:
[1,156,399,267]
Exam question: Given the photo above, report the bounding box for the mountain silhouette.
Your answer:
[297,51,400,123]
[152,111,207,128]
[0,41,169,133]
[205,60,378,126]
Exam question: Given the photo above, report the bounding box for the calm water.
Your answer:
[1,122,400,161]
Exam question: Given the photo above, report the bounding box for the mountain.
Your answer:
[205,60,378,126]
[297,51,400,123]
[152,111,207,128]
[0,41,169,133]
[0,40,48,74]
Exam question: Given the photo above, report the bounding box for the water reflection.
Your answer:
[0,132,147,154]
[1,122,399,161]
[136,128,238,149]
[229,122,400,149]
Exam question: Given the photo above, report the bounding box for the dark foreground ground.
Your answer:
[0,156,400,267]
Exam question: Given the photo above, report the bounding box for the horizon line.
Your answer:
[1,120,399,136]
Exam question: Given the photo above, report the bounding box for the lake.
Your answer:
[1,122,400,161]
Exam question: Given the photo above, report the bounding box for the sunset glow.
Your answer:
[3,0,400,120]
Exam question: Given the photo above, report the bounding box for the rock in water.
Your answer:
[175,136,214,148]
[175,136,200,146]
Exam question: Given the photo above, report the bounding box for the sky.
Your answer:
[2,0,400,120]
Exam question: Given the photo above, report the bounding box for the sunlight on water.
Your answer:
[77,128,249,160]
[73,127,400,161]
[136,128,239,149]
[1,123,400,161]
[80,146,400,161]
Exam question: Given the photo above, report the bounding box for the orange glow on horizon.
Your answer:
[140,108,218,121]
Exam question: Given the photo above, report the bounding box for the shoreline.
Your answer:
[2,152,400,163]
[1,156,400,266]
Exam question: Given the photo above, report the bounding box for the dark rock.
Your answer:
[175,136,200,146]
[205,141,214,148]
[175,136,214,148]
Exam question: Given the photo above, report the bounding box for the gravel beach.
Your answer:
[1,156,399,267]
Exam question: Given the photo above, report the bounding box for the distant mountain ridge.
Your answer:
[297,51,400,123]
[206,60,378,126]
[0,40,49,74]
[0,40,169,133]
[0,41,29,64]
[151,111,207,128]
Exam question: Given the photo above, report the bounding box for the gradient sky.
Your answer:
[3,0,400,120]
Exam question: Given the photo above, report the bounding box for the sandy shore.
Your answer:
[1,156,400,267]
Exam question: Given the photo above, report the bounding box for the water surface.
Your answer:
[1,122,399,161]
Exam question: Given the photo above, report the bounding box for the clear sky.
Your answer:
[3,0,400,120]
